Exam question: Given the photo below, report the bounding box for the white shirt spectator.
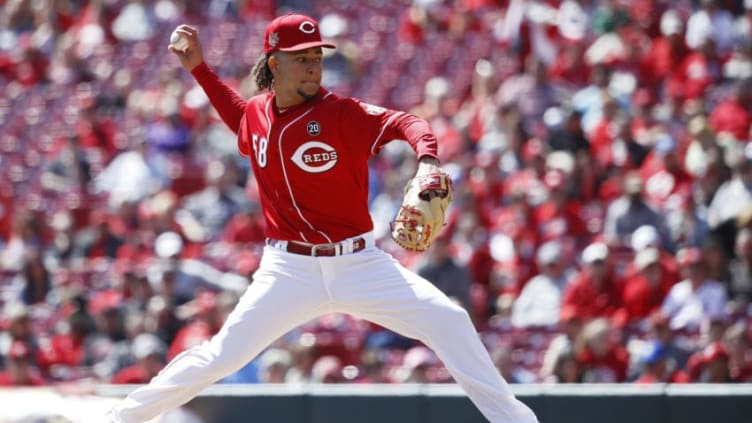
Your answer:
[94,146,169,207]
[661,279,727,330]
[511,273,569,327]
[512,240,571,327]
[557,0,593,42]
[735,1,752,42]
[707,176,752,228]
[686,5,736,53]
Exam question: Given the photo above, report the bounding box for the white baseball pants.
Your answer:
[107,235,538,423]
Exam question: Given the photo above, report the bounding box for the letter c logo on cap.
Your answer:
[299,21,316,34]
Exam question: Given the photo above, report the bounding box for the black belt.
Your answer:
[268,238,367,256]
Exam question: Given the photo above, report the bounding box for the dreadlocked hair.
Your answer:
[252,54,274,91]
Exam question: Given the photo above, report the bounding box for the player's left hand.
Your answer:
[390,157,452,252]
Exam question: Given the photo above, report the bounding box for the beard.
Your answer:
[297,88,317,101]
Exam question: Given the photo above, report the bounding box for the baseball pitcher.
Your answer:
[106,13,539,423]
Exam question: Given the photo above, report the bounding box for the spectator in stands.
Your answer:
[148,231,247,305]
[661,247,727,331]
[708,144,752,228]
[72,210,125,260]
[175,155,251,242]
[561,242,624,324]
[40,135,92,194]
[0,304,41,367]
[669,32,723,102]
[723,39,752,81]
[411,77,463,163]
[15,249,52,305]
[736,0,752,41]
[0,210,46,272]
[112,333,166,384]
[417,235,472,313]
[708,79,752,142]
[94,138,169,209]
[643,312,693,372]
[642,10,689,93]
[639,133,695,212]
[627,224,680,281]
[398,346,437,384]
[355,348,392,384]
[725,322,752,382]
[220,200,265,246]
[142,295,181,347]
[546,108,590,157]
[557,0,596,45]
[512,240,571,328]
[455,59,499,147]
[665,192,711,250]
[574,318,629,383]
[686,341,735,383]
[685,0,735,55]
[38,295,97,381]
[0,341,45,386]
[620,247,675,327]
[633,339,690,384]
[728,228,752,308]
[684,115,721,179]
[701,235,732,289]
[540,308,584,383]
[318,13,360,97]
[603,171,668,247]
[534,169,588,258]
[490,344,528,384]
[257,348,293,383]
[311,355,345,384]
[546,347,583,384]
[572,64,615,136]
[146,114,191,154]
[167,291,222,361]
[496,55,560,135]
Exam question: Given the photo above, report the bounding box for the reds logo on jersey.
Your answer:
[291,141,338,173]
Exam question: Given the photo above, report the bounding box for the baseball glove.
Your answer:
[391,170,452,251]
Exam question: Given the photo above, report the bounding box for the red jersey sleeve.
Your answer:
[190,62,247,134]
[339,99,439,161]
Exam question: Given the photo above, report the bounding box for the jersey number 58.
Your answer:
[252,134,269,168]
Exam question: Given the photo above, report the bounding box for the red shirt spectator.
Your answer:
[639,135,694,210]
[641,10,690,90]
[535,170,588,237]
[667,41,722,101]
[221,207,266,245]
[686,341,735,383]
[549,43,591,89]
[620,248,677,325]
[561,242,624,324]
[708,82,752,141]
[167,292,222,361]
[0,341,46,387]
[576,318,630,382]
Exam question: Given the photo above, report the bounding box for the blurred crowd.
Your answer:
[1,0,752,389]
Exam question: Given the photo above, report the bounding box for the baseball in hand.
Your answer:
[170,30,189,51]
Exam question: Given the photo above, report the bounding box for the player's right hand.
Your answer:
[168,25,204,72]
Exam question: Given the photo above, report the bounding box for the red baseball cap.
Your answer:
[264,13,336,55]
